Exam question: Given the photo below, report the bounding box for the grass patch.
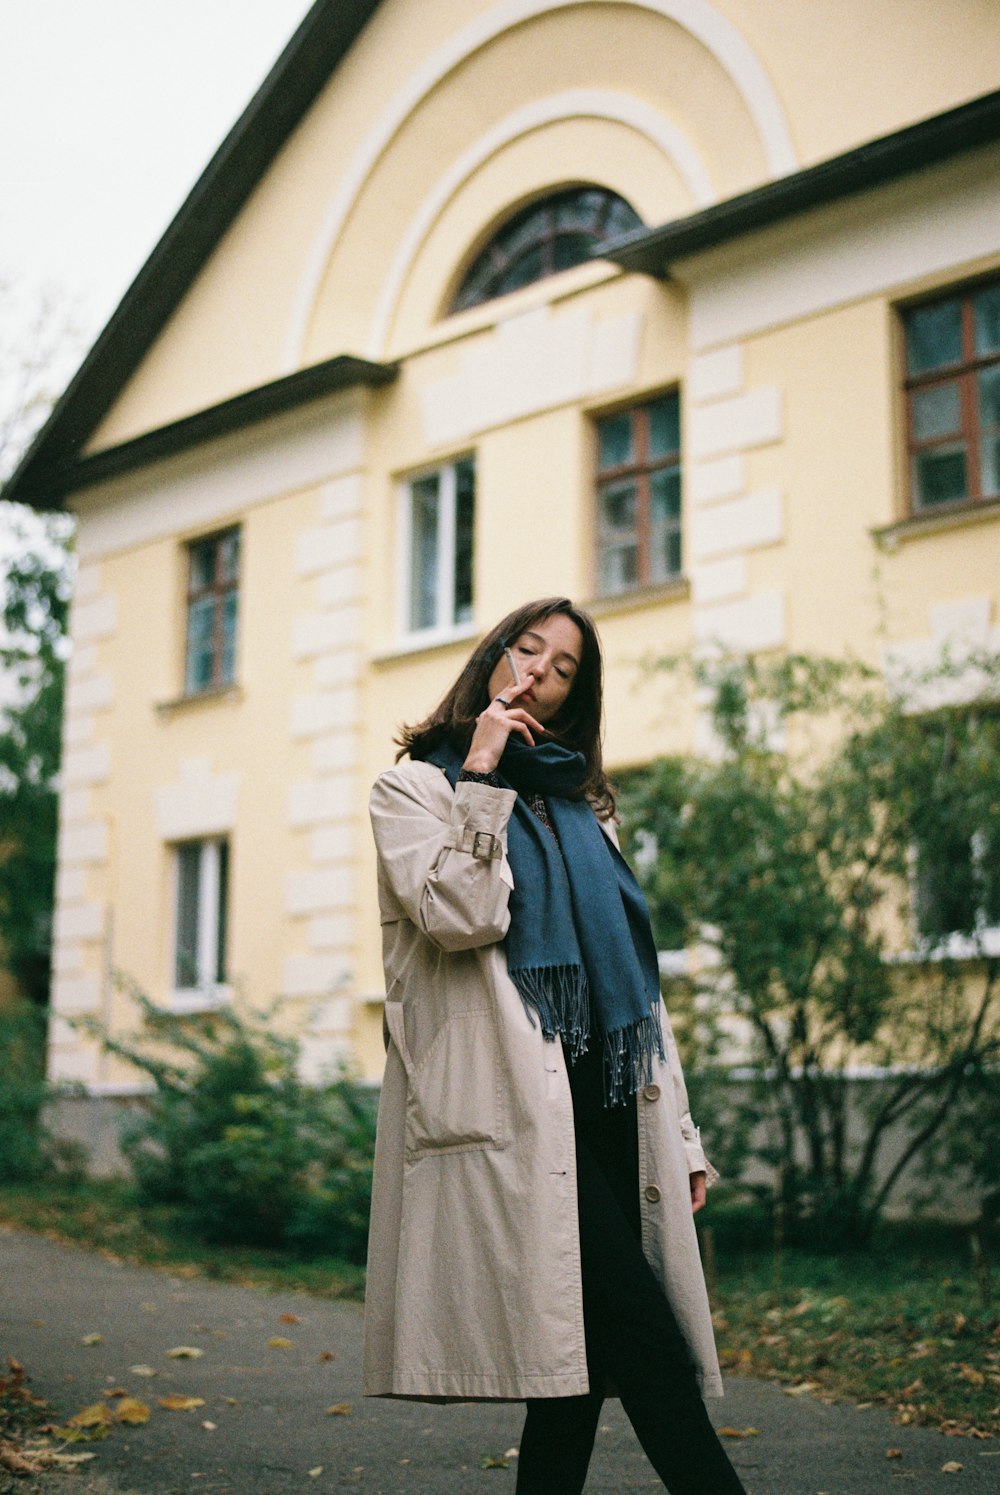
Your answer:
[705,1215,1000,1436]
[0,1179,365,1301]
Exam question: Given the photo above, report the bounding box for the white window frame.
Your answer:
[170,837,231,1012]
[397,456,475,645]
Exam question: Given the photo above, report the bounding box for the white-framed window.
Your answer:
[172,837,230,1008]
[399,456,475,639]
[912,825,1000,956]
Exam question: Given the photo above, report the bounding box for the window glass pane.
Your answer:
[185,596,217,693]
[556,194,602,233]
[910,382,962,441]
[553,232,596,272]
[973,282,1000,356]
[494,244,547,297]
[916,830,980,940]
[175,843,201,988]
[905,299,962,374]
[215,841,229,984]
[598,413,634,470]
[221,591,238,684]
[219,530,240,584]
[650,466,681,522]
[981,435,1000,499]
[409,475,439,631]
[912,444,968,509]
[978,364,1000,429]
[599,480,637,534]
[648,396,681,458]
[649,469,682,583]
[603,196,643,239]
[498,206,549,262]
[189,538,216,592]
[599,543,638,595]
[453,460,475,626]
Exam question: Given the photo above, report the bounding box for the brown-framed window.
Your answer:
[903,277,1000,512]
[184,527,240,695]
[595,393,681,597]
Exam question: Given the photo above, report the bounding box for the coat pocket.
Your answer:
[384,1000,508,1160]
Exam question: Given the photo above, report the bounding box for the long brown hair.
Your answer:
[396,597,616,817]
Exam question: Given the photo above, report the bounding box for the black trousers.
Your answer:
[516,1049,747,1495]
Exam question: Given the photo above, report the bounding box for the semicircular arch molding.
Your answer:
[282,0,796,370]
[366,89,715,359]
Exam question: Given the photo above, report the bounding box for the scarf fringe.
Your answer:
[511,963,590,1061]
[512,964,666,1105]
[603,1004,666,1107]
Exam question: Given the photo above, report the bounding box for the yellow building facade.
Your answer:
[9,0,1000,1093]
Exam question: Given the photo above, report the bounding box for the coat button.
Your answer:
[642,1084,661,1102]
[644,1184,661,1203]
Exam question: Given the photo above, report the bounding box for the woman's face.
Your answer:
[486,612,584,726]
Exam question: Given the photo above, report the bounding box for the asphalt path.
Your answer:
[1,1226,995,1495]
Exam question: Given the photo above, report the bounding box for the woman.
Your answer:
[364,597,747,1495]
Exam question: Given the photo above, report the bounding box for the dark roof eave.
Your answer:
[22,354,398,505]
[600,85,1000,278]
[4,0,384,510]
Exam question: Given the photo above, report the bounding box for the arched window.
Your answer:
[450,187,642,314]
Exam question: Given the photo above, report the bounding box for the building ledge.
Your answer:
[872,497,1000,551]
[586,577,690,618]
[370,623,480,667]
[155,684,244,716]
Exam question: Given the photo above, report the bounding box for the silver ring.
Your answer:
[494,695,513,709]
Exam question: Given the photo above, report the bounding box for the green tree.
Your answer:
[0,273,79,1004]
[619,652,1000,1245]
[0,513,73,1003]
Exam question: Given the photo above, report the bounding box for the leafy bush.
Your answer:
[96,987,378,1260]
[619,651,1000,1245]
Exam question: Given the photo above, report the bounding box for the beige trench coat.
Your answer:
[363,760,724,1402]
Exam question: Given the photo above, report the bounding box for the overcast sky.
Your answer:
[1,0,316,336]
[0,0,317,572]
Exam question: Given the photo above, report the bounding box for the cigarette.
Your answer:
[503,646,520,684]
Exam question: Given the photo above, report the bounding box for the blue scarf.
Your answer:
[423,737,664,1104]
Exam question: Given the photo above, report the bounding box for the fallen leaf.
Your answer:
[717,1427,759,1439]
[960,1365,985,1387]
[504,1448,519,1459]
[114,1397,150,1425]
[0,1441,41,1474]
[326,1402,352,1416]
[68,1403,113,1429]
[202,1420,217,1431]
[165,1346,204,1359]
[279,1313,302,1324]
[941,1462,964,1474]
[33,1450,98,1467]
[80,1333,103,1346]
[103,1387,128,1399]
[481,1454,510,1468]
[268,1336,294,1349]
[319,1351,336,1362]
[129,1364,158,1377]
[157,1395,206,1412]
[887,1448,903,1459]
[308,1467,323,1478]
[784,1382,821,1396]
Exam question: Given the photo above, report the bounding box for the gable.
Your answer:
[9,0,1000,508]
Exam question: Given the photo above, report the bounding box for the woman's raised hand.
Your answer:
[462,675,545,774]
